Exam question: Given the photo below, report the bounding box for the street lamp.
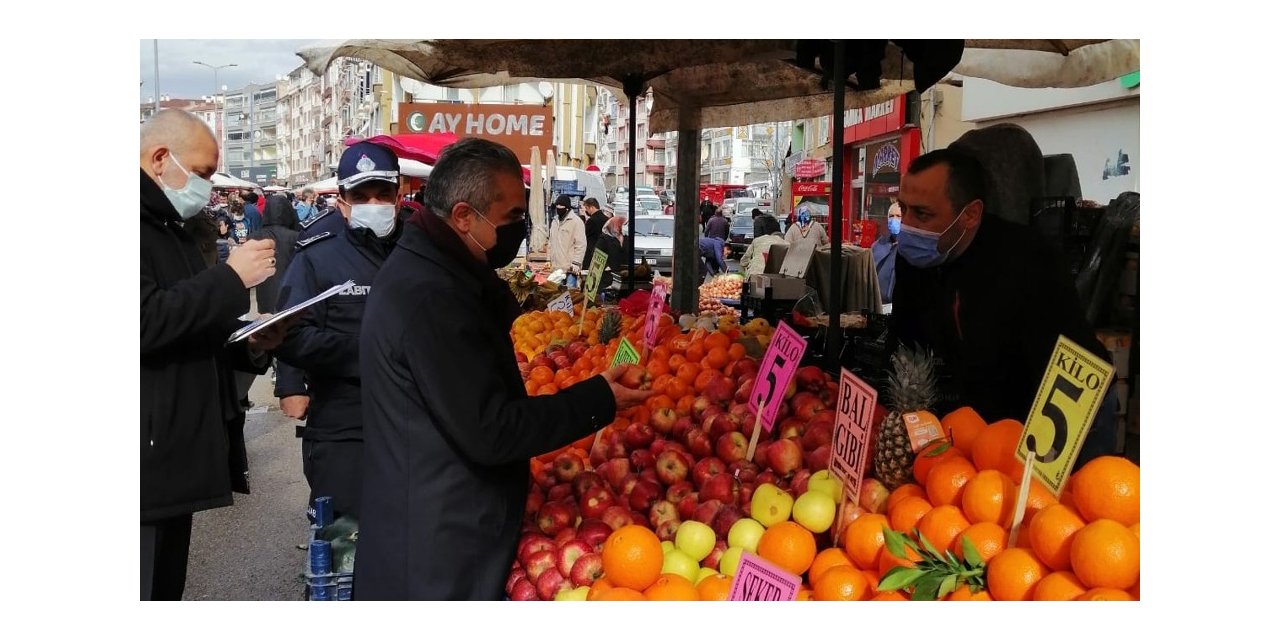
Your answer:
[194,61,237,172]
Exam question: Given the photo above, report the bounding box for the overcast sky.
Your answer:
[139,40,316,102]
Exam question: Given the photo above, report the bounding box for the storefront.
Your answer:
[839,95,921,243]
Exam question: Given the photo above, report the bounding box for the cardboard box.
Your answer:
[748,274,808,300]
[1097,330,1131,379]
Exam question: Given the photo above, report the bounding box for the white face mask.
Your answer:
[347,202,397,237]
[158,152,213,220]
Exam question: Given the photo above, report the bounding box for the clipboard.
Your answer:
[226,279,355,344]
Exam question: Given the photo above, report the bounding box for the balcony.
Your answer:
[645,164,665,173]
[646,137,665,149]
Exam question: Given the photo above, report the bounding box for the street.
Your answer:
[184,372,308,601]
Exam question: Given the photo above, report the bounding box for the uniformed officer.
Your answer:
[274,141,403,520]
[275,193,348,423]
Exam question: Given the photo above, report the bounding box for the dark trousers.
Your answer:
[140,513,193,601]
[302,439,364,520]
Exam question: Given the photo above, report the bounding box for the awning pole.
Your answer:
[826,40,846,373]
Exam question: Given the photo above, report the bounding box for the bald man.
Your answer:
[140,109,289,600]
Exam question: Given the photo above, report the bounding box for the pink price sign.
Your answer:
[643,280,669,350]
[829,368,878,506]
[728,552,802,601]
[748,321,805,433]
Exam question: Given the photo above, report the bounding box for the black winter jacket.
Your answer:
[354,212,616,600]
[141,169,265,522]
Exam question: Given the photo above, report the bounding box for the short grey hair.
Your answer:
[300,187,315,199]
[426,138,524,218]
[140,109,214,155]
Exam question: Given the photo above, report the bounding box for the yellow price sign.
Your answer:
[1016,336,1115,496]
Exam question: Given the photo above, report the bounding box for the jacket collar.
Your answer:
[401,210,523,325]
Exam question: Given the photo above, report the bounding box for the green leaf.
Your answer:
[917,532,944,560]
[939,575,958,598]
[922,439,953,457]
[883,527,908,560]
[878,567,926,592]
[912,574,943,601]
[943,549,961,568]
[960,536,983,567]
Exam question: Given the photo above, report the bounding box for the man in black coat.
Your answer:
[140,109,288,600]
[275,142,404,522]
[581,197,607,264]
[892,149,1117,468]
[355,138,650,600]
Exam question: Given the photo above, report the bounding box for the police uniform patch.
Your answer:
[300,210,331,229]
[356,154,376,172]
[295,231,334,250]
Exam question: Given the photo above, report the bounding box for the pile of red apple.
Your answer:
[507,359,861,600]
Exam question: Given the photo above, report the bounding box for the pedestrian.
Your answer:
[294,187,318,223]
[871,201,902,304]
[355,137,651,600]
[784,204,829,248]
[141,109,288,600]
[273,142,405,522]
[548,194,586,274]
[227,196,250,246]
[892,148,1116,468]
[253,194,300,314]
[698,236,728,277]
[699,198,716,232]
[595,213,628,290]
[243,191,263,234]
[581,197,607,263]
[704,206,730,242]
[751,207,770,239]
[740,214,787,276]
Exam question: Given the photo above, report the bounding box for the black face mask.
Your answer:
[488,221,526,268]
[556,207,568,220]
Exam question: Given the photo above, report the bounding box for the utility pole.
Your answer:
[194,61,237,173]
[152,40,160,110]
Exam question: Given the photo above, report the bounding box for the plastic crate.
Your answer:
[302,507,357,601]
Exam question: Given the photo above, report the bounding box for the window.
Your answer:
[254,89,277,102]
[502,85,518,103]
[446,88,460,101]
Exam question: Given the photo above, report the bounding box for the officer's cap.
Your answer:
[338,142,399,189]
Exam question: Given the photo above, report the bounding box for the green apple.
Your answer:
[662,548,701,583]
[750,484,794,526]
[727,518,766,553]
[719,546,746,577]
[553,585,590,601]
[808,470,843,502]
[696,567,718,585]
[661,540,675,554]
[792,490,836,533]
[674,521,716,561]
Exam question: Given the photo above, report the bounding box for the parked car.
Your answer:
[728,213,786,259]
[623,214,675,275]
[609,185,663,216]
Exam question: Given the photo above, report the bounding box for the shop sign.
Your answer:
[843,95,909,143]
[793,158,826,179]
[399,102,553,162]
[792,182,831,196]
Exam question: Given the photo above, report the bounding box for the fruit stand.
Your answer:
[504,299,1139,601]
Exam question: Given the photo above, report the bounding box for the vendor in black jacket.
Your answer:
[892,149,1117,468]
[274,142,404,521]
[140,109,288,600]
[355,138,651,600]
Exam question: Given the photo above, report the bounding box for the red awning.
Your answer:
[345,132,532,184]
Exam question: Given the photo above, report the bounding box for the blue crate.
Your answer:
[302,503,356,601]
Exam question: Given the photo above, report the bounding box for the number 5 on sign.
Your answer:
[1017,335,1115,495]
[748,321,805,434]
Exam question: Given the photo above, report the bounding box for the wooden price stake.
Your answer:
[744,321,805,462]
[828,368,878,542]
[578,248,609,335]
[1008,335,1115,547]
[728,552,802,601]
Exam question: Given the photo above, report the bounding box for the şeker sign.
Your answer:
[400,103,553,162]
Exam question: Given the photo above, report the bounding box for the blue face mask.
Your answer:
[798,210,811,225]
[897,213,967,268]
[887,217,902,235]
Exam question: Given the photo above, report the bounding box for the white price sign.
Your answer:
[547,292,574,316]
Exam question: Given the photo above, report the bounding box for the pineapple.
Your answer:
[872,345,940,490]
[598,308,623,344]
